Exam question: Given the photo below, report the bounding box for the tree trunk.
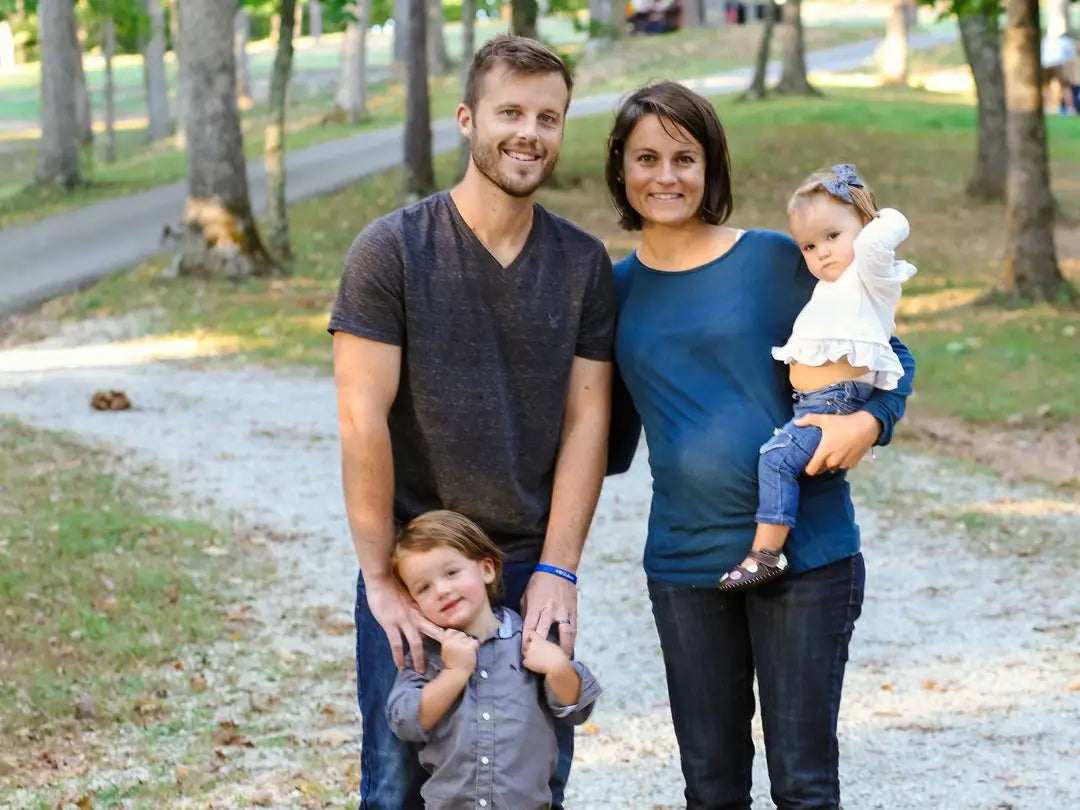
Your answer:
[234,8,252,107]
[35,0,82,187]
[309,0,323,43]
[458,0,475,178]
[102,16,117,164]
[170,0,189,144]
[179,0,278,278]
[681,0,702,28]
[958,11,1006,201]
[427,0,449,74]
[511,0,537,39]
[879,0,910,86]
[404,0,434,201]
[143,0,171,141]
[1001,0,1065,301]
[266,0,297,262]
[608,0,623,38]
[335,1,370,123]
[774,0,819,95]
[742,0,777,100]
[71,22,93,148]
[393,0,410,63]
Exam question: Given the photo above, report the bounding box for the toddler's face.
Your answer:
[397,546,496,634]
[788,195,865,282]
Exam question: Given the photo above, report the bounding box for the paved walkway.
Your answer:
[0,30,956,316]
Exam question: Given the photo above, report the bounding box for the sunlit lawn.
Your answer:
[10,83,1080,425]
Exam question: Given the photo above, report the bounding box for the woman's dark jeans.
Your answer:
[648,554,865,810]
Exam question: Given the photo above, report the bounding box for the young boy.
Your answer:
[385,511,602,810]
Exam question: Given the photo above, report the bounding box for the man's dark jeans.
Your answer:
[648,554,865,810]
[354,560,574,809]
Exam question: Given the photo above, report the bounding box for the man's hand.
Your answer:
[440,630,479,674]
[521,571,577,656]
[522,631,573,676]
[364,575,441,672]
[798,410,882,476]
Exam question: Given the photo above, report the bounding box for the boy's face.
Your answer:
[397,546,497,634]
[457,64,569,199]
[789,195,865,282]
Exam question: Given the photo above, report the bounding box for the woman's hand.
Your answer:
[797,410,882,475]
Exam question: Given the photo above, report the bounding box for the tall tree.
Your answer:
[1001,0,1065,301]
[427,0,448,73]
[101,11,117,162]
[511,0,537,39]
[393,0,408,62]
[404,0,434,200]
[178,0,277,277]
[143,0,171,141]
[234,7,252,106]
[681,0,702,28]
[265,0,297,261]
[169,0,189,143]
[742,0,778,100]
[958,6,1006,199]
[879,0,911,85]
[774,0,819,95]
[36,0,82,187]
[334,0,370,123]
[70,16,93,148]
[458,0,474,177]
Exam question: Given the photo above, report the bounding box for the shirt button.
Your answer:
[479,670,488,679]
[480,756,490,765]
[479,801,488,807]
[481,712,491,721]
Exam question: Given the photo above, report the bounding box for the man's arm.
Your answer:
[521,357,612,655]
[800,336,915,475]
[334,332,435,670]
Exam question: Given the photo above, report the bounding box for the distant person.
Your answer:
[1042,26,1078,115]
[606,81,914,808]
[719,164,917,589]
[329,35,615,810]
[386,511,601,810]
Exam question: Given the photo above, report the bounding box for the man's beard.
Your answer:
[469,136,556,198]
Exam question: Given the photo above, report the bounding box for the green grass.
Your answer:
[14,84,1080,428]
[0,420,258,799]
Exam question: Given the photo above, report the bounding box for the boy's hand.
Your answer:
[522,631,573,676]
[439,629,479,674]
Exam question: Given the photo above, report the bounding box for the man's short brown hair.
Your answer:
[463,34,573,111]
[392,510,504,601]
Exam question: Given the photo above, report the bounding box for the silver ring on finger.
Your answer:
[556,618,573,625]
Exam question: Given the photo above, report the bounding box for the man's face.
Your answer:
[458,64,569,198]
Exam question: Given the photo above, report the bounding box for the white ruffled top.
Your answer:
[772,208,917,391]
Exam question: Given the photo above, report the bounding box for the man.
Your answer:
[329,35,616,809]
[1042,25,1078,115]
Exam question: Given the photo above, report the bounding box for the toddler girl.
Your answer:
[720,164,917,589]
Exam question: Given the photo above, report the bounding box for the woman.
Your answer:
[606,82,914,809]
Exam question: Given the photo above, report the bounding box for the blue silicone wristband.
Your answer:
[534,563,578,585]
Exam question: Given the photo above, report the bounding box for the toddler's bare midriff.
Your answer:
[789,359,870,392]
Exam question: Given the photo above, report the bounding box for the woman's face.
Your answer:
[622,113,706,228]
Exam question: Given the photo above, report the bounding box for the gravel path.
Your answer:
[1,350,1077,808]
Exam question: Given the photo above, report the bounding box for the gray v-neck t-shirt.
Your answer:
[329,191,616,562]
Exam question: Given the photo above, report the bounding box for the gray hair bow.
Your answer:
[822,164,863,203]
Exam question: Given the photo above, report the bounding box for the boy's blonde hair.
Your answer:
[392,510,504,601]
[788,165,878,225]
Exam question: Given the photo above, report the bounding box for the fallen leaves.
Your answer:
[312,729,355,748]
[212,720,255,748]
[89,390,132,411]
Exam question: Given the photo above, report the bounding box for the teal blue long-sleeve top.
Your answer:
[613,230,915,587]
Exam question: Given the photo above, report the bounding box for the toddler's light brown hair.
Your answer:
[788,165,879,225]
[392,510,504,602]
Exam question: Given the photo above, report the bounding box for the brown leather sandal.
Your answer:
[718,549,789,590]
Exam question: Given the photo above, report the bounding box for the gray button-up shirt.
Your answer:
[386,608,602,810]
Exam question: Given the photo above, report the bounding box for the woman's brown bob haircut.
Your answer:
[606,81,734,231]
[463,35,574,111]
[392,510,505,602]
